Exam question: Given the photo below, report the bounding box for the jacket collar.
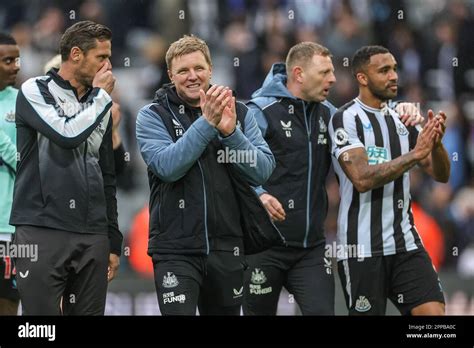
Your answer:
[46,68,92,101]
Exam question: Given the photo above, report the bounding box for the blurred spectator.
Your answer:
[224,20,262,99]
[32,7,65,53]
[138,34,169,98]
[412,202,445,270]
[387,24,421,86]
[325,2,368,58]
[128,205,153,278]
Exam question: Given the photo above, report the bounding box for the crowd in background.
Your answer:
[1,0,472,276]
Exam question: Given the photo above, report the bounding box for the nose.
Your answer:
[13,58,20,72]
[389,70,398,82]
[330,71,336,84]
[187,69,198,80]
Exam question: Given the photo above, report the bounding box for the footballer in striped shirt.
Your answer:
[329,46,450,316]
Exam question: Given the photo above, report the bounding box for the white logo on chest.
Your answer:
[280,120,292,137]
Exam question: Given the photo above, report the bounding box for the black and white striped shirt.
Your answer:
[329,98,423,260]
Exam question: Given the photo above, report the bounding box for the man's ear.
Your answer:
[70,46,82,63]
[293,66,303,83]
[167,69,173,83]
[356,72,368,87]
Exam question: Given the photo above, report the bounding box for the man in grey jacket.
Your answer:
[10,21,122,315]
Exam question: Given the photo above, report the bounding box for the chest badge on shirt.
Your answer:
[4,111,15,122]
[396,122,409,136]
[280,120,292,137]
[172,118,184,138]
[318,116,328,144]
[319,116,327,133]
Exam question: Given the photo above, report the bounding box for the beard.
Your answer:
[368,80,397,102]
[77,74,93,89]
[75,63,94,89]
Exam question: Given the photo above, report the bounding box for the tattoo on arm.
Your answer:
[339,148,419,192]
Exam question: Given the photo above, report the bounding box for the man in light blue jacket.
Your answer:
[136,35,283,315]
[0,32,20,315]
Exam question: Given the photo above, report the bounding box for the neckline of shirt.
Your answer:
[355,97,385,113]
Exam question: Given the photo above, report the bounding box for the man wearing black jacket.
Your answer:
[243,42,337,315]
[10,21,122,315]
[136,35,283,315]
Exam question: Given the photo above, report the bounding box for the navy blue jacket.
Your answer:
[249,63,337,248]
[137,84,284,255]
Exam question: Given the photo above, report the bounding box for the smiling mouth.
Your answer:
[187,83,200,89]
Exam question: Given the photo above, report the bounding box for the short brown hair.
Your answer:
[59,20,112,61]
[166,35,212,71]
[286,42,331,71]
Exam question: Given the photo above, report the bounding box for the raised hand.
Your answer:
[199,85,232,127]
[93,61,115,95]
[433,111,447,148]
[216,90,236,136]
[413,109,438,160]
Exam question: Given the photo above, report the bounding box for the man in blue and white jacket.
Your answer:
[10,21,122,315]
[136,35,283,315]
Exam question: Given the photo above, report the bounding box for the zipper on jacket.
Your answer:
[302,101,312,248]
[83,141,89,231]
[165,95,210,254]
[196,160,210,255]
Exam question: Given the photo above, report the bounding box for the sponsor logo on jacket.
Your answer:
[280,120,292,138]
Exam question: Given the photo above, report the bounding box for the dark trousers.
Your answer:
[153,250,245,315]
[13,225,109,315]
[243,244,335,315]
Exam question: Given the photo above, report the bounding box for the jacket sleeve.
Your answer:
[99,117,123,256]
[16,78,112,149]
[248,104,269,195]
[218,103,275,186]
[0,128,17,174]
[248,103,269,137]
[136,105,218,183]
